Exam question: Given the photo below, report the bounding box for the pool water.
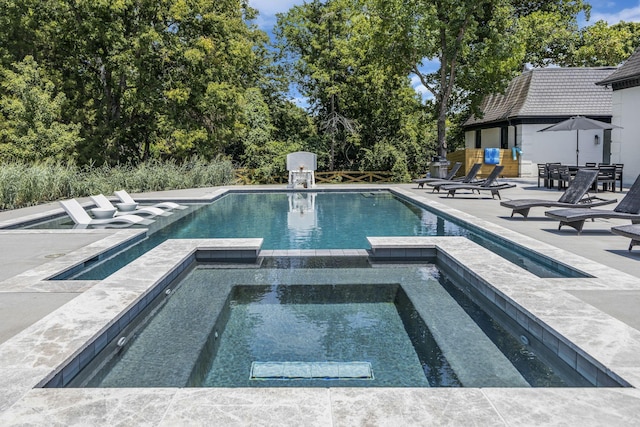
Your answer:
[68,258,587,389]
[199,284,436,387]
[203,192,455,249]
[50,191,584,280]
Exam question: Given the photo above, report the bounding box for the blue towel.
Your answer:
[484,148,500,165]
[511,146,523,160]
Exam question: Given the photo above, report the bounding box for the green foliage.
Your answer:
[270,100,317,146]
[0,0,635,183]
[0,56,82,161]
[567,21,640,66]
[371,0,525,157]
[234,85,320,182]
[276,0,429,175]
[0,162,77,208]
[518,11,579,67]
[361,141,411,182]
[516,1,590,67]
[513,3,640,68]
[0,158,234,209]
[0,0,267,165]
[240,87,276,163]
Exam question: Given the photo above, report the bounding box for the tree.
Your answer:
[276,0,356,170]
[568,21,640,66]
[276,0,429,174]
[0,56,81,161]
[516,1,589,67]
[370,0,591,157]
[0,0,268,165]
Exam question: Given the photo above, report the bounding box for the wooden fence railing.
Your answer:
[315,171,394,184]
[234,169,395,185]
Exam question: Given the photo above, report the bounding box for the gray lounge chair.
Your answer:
[545,174,640,233]
[440,165,516,200]
[413,162,462,188]
[428,163,482,193]
[500,169,617,219]
[611,224,640,251]
[59,199,154,228]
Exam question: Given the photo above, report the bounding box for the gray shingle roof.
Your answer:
[465,67,615,127]
[596,47,640,87]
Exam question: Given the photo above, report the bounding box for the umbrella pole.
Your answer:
[576,130,579,166]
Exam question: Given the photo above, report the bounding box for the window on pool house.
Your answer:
[475,130,481,148]
[500,126,509,149]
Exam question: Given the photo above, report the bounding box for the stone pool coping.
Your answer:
[1,186,639,424]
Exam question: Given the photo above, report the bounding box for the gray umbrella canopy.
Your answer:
[539,116,622,165]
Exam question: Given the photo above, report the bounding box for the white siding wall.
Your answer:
[464,131,475,148]
[520,124,604,167]
[610,86,640,186]
[482,128,501,148]
[464,128,501,148]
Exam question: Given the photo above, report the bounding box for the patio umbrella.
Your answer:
[538,116,622,166]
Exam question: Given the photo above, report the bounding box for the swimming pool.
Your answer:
[43,191,588,280]
[4,186,636,423]
[62,257,592,388]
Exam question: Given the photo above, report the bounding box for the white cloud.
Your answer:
[410,75,434,101]
[410,75,423,89]
[590,3,640,24]
[411,60,439,102]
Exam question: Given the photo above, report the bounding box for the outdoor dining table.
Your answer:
[542,164,623,192]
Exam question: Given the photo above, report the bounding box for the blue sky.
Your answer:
[248,0,640,104]
[588,0,640,22]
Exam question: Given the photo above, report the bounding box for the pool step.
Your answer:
[404,268,531,387]
[250,361,373,380]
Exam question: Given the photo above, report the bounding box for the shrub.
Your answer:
[361,142,411,182]
[0,157,235,210]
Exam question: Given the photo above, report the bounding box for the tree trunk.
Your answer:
[437,101,448,158]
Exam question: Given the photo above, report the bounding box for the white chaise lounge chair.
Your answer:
[114,190,187,210]
[90,194,170,218]
[59,199,153,228]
